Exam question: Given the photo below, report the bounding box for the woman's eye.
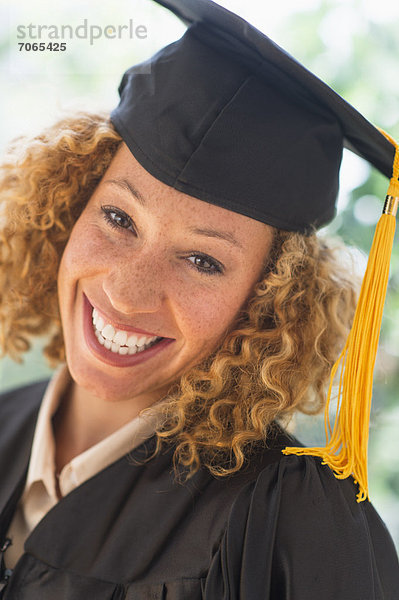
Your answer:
[101,205,136,234]
[187,254,223,275]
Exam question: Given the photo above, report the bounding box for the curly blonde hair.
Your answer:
[0,113,357,477]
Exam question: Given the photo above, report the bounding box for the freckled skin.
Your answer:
[57,143,273,434]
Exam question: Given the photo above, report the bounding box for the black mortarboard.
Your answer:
[110,0,395,233]
[110,0,399,502]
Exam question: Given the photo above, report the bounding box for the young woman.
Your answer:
[0,0,398,598]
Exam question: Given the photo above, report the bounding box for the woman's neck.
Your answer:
[52,379,158,476]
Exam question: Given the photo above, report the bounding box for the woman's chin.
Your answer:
[65,354,169,407]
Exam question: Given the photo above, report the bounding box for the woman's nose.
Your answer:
[101,256,166,315]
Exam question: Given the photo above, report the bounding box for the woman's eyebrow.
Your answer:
[103,178,145,205]
[189,226,243,249]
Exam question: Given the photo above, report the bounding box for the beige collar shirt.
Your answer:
[6,364,162,569]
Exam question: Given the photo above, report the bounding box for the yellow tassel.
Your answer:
[283,130,399,502]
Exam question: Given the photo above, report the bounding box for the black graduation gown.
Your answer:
[0,380,398,599]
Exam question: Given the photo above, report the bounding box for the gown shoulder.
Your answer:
[204,452,399,600]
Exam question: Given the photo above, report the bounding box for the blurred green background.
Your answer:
[0,0,398,549]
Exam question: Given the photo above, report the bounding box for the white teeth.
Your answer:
[113,330,127,346]
[102,324,115,340]
[127,334,139,347]
[91,307,161,356]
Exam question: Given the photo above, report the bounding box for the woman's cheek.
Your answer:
[176,284,243,342]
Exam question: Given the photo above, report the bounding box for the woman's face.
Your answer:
[58,143,273,407]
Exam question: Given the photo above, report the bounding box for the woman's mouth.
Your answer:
[92,308,161,356]
[82,294,175,368]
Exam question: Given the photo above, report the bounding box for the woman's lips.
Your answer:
[82,293,175,368]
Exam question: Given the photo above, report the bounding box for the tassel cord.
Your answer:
[283,128,398,503]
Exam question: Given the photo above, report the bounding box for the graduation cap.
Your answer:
[110,0,399,501]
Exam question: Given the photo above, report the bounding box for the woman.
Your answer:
[0,0,398,598]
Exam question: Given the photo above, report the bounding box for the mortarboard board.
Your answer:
[110,0,399,501]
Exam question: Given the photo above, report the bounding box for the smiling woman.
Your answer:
[0,0,398,598]
[0,116,351,469]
